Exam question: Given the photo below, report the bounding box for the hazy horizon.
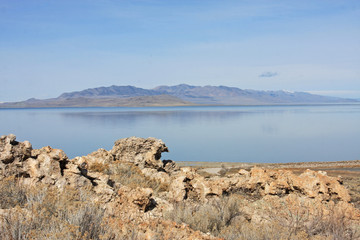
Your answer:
[1,0,359,101]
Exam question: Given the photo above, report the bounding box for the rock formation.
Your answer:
[0,134,32,177]
[1,134,359,240]
[110,137,168,169]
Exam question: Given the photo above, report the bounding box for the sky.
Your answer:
[0,0,359,102]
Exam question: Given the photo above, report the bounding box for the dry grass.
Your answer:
[341,176,360,210]
[1,161,360,240]
[0,178,109,240]
[165,192,360,240]
[89,162,109,173]
[165,194,244,236]
[0,176,27,209]
[106,162,169,194]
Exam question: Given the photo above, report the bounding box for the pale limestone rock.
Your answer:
[0,134,115,202]
[72,148,114,169]
[106,186,154,216]
[1,134,357,239]
[0,134,32,177]
[168,174,188,201]
[297,169,351,202]
[168,167,198,201]
[238,168,250,176]
[162,159,179,173]
[24,146,67,185]
[141,168,171,184]
[110,137,168,170]
[166,166,352,203]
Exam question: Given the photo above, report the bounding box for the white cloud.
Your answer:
[259,72,278,78]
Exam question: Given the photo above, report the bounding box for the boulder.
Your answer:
[72,148,114,172]
[296,169,351,202]
[168,167,198,201]
[24,146,68,185]
[110,137,168,170]
[105,186,155,219]
[0,134,32,177]
[141,168,171,184]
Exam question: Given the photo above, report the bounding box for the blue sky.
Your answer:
[0,0,359,101]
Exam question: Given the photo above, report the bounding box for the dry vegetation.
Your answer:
[165,193,360,240]
[0,177,108,239]
[0,162,171,240]
[2,163,359,240]
[1,134,360,240]
[105,162,169,194]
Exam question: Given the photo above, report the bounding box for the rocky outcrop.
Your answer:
[73,148,114,169]
[24,146,68,186]
[1,134,359,240]
[0,134,115,202]
[239,167,351,202]
[110,137,168,170]
[109,137,179,184]
[0,134,32,178]
[0,134,175,204]
[166,167,351,203]
[0,134,353,204]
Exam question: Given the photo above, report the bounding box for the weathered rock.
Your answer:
[0,134,115,202]
[23,146,68,185]
[296,169,351,202]
[105,186,154,219]
[246,193,360,226]
[0,134,32,177]
[141,168,171,184]
[110,137,168,170]
[72,148,114,171]
[240,167,351,202]
[168,167,198,201]
[129,218,220,240]
[62,162,93,189]
[120,186,154,211]
[167,167,352,203]
[162,159,180,173]
[2,134,358,240]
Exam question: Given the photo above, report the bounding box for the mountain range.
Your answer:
[0,84,357,108]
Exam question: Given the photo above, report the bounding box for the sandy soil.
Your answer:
[200,168,222,174]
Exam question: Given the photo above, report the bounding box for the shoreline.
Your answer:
[1,102,360,109]
[177,159,360,170]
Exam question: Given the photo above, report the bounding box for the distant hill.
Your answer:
[58,85,157,99]
[58,84,357,105]
[153,84,357,105]
[0,95,193,108]
[0,84,357,108]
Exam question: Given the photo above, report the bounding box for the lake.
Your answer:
[1,104,359,163]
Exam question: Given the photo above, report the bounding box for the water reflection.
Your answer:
[1,105,359,163]
[60,110,256,126]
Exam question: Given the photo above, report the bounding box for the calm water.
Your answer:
[0,105,359,163]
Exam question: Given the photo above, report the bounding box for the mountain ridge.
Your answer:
[0,84,358,108]
[0,95,193,108]
[57,84,357,105]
